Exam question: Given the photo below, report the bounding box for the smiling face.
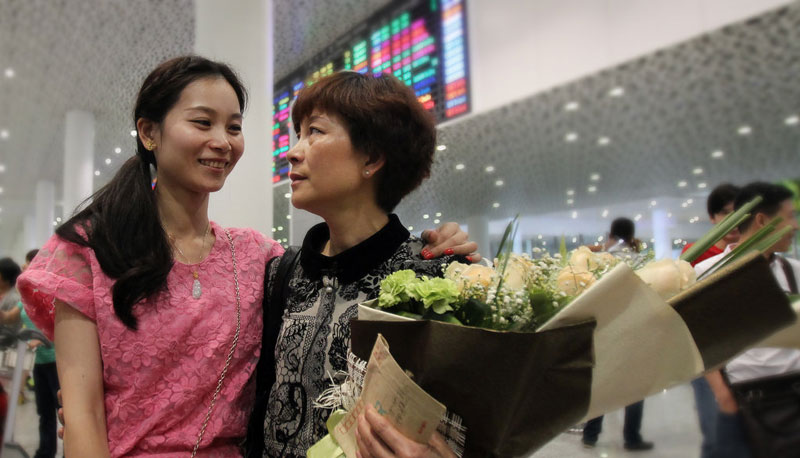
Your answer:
[287,110,379,216]
[139,77,244,195]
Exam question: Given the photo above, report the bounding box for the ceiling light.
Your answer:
[492,202,500,208]
[737,125,752,135]
[650,200,657,206]
[286,214,291,219]
[564,101,580,111]
[692,167,703,175]
[542,241,547,246]
[697,182,707,189]
[94,170,100,176]
[565,132,579,142]
[53,221,58,226]
[0,129,8,139]
[114,147,122,154]
[423,214,429,219]
[0,164,5,173]
[566,199,574,205]
[271,227,276,232]
[597,236,604,242]
[601,209,609,218]
[677,180,687,188]
[587,185,597,193]
[284,193,291,198]
[650,238,655,243]
[537,234,542,239]
[597,136,610,146]
[590,173,601,181]
[667,213,672,218]
[277,226,283,231]
[435,212,442,217]
[608,86,625,97]
[130,130,137,137]
[681,202,688,208]
[433,218,440,224]
[495,179,504,187]
[572,237,577,243]
[408,226,414,231]
[105,158,112,165]
[56,217,62,222]
[711,150,724,159]
[634,214,642,221]
[785,115,799,126]
[0,187,3,194]
[436,145,447,151]
[571,211,578,219]
[687,198,694,204]
[485,165,495,173]
[566,189,575,196]
[4,68,14,78]
[641,242,648,249]
[455,163,465,170]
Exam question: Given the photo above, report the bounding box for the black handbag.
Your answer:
[725,256,800,458]
[728,371,800,458]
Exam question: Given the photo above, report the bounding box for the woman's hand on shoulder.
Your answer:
[356,406,456,458]
[420,222,480,263]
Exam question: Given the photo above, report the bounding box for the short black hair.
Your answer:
[707,183,740,216]
[609,217,635,243]
[0,258,22,287]
[25,249,39,264]
[292,71,436,213]
[735,182,793,232]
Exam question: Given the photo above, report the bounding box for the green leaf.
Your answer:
[455,298,491,327]
[681,196,762,263]
[698,216,782,280]
[559,235,567,259]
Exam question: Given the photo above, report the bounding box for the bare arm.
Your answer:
[0,306,21,324]
[55,300,111,457]
[705,370,738,414]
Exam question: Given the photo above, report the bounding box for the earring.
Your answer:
[145,140,156,151]
[364,169,371,176]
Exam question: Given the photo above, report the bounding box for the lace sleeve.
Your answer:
[17,235,96,340]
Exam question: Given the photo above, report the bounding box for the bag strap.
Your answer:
[244,246,301,457]
[777,256,798,295]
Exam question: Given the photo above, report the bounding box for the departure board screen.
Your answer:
[272,0,470,182]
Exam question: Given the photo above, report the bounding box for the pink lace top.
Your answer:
[17,222,283,457]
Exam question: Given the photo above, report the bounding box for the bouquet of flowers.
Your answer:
[315,201,797,457]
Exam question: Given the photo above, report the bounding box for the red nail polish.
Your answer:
[422,249,434,260]
[466,255,474,263]
[444,248,455,256]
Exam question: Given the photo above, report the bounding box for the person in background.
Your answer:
[682,183,741,267]
[685,183,741,458]
[19,249,61,458]
[582,217,653,451]
[696,182,800,458]
[0,258,23,330]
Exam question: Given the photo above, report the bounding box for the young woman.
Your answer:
[19,56,473,457]
[250,72,467,458]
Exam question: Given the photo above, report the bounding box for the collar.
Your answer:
[299,214,411,284]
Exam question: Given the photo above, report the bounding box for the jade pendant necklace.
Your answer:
[168,222,211,299]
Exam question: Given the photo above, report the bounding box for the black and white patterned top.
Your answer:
[261,215,462,457]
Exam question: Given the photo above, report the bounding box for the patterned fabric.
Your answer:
[262,215,461,457]
[17,222,283,458]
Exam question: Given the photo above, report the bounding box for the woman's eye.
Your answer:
[229,124,242,132]
[192,119,211,127]
[310,127,323,135]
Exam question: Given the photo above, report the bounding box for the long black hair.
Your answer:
[57,56,247,329]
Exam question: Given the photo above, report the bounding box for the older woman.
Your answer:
[250,72,465,457]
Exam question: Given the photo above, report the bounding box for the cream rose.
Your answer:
[556,266,597,296]
[635,259,697,300]
[445,262,496,291]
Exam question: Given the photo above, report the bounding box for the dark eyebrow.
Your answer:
[185,105,243,120]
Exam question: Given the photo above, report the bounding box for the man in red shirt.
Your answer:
[684,183,740,458]
[682,183,741,266]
